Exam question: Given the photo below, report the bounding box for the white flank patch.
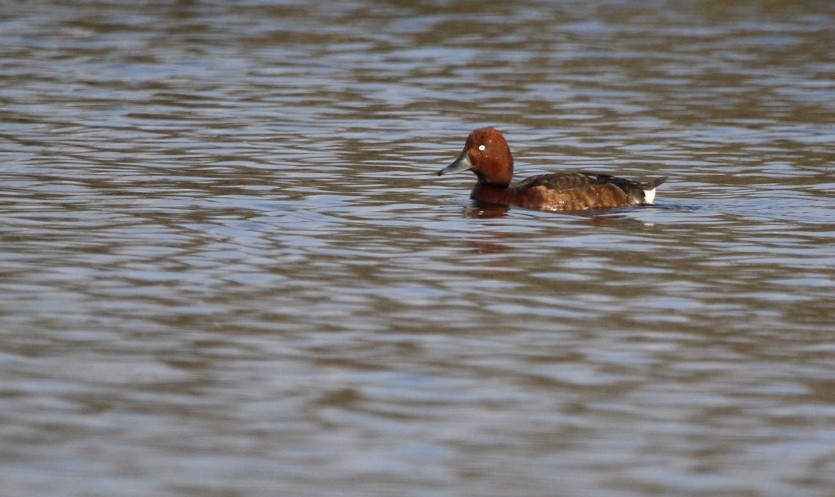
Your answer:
[643,187,657,204]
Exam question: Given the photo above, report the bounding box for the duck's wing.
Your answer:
[513,172,666,210]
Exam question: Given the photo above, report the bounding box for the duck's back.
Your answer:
[509,172,666,211]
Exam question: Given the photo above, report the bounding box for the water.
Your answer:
[1,1,834,496]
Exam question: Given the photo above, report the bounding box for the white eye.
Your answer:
[478,144,486,152]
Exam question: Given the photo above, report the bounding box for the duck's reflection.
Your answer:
[463,203,510,218]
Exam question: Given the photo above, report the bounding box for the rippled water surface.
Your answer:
[1,1,834,496]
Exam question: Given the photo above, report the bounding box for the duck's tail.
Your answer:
[641,177,668,204]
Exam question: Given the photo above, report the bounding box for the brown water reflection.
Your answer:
[1,1,834,496]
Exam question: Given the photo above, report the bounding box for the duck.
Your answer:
[438,127,667,212]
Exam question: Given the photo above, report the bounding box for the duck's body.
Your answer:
[438,127,666,212]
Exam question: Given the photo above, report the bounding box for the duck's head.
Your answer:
[438,127,514,187]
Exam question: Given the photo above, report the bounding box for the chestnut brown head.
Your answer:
[438,127,514,187]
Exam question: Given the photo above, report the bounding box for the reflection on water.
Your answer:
[1,1,834,496]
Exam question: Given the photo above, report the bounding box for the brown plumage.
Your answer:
[438,127,667,212]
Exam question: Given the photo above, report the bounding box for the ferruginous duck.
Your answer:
[438,127,667,212]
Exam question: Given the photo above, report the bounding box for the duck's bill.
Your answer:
[437,151,472,176]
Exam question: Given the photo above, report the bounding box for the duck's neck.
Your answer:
[471,181,513,206]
